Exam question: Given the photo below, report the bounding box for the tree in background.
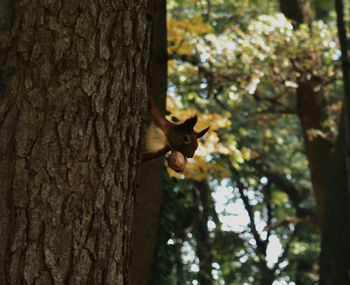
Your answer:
[320,0,350,284]
[131,0,167,284]
[0,1,152,283]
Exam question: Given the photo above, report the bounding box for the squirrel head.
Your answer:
[167,115,209,158]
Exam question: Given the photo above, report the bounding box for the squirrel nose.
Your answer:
[186,152,194,158]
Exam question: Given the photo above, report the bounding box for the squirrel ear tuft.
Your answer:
[182,115,198,130]
[197,126,210,138]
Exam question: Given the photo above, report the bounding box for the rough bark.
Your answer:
[0,1,152,284]
[131,0,167,284]
[280,0,334,224]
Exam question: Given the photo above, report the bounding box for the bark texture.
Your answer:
[131,0,167,283]
[0,1,152,284]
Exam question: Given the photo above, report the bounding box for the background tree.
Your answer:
[320,0,350,284]
[0,0,152,284]
[131,0,167,284]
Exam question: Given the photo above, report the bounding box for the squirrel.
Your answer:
[142,96,209,165]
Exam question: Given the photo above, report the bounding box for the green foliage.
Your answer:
[153,173,200,284]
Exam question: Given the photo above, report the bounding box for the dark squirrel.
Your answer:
[142,97,209,163]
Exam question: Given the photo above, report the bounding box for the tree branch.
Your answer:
[273,225,299,274]
[264,181,273,241]
[256,166,314,219]
[225,157,267,255]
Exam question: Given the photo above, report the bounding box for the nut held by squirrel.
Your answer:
[167,151,186,172]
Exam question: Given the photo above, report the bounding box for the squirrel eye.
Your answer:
[184,135,190,142]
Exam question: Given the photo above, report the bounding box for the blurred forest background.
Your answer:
[145,0,350,284]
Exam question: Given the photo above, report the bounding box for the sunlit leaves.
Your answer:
[168,17,212,55]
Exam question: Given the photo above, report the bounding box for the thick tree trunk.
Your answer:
[131,0,167,284]
[0,1,152,284]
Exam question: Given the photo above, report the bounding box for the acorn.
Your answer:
[167,151,186,172]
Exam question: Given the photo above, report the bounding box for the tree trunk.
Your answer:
[319,0,350,283]
[193,181,214,285]
[320,118,350,285]
[333,0,350,194]
[280,0,312,27]
[296,78,333,223]
[0,1,152,284]
[131,0,167,284]
[279,0,334,224]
